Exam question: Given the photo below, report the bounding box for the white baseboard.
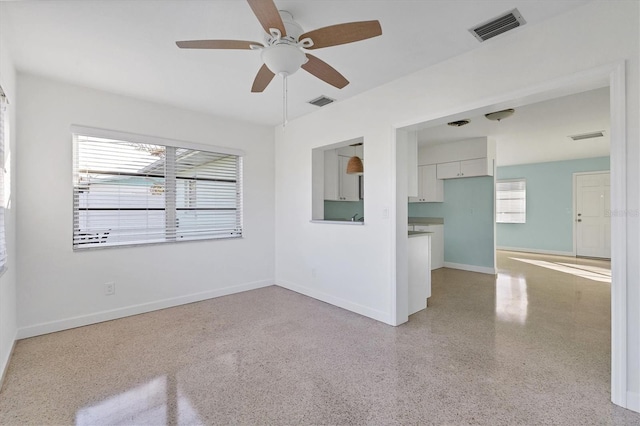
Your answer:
[444,262,496,275]
[17,280,273,339]
[0,332,17,392]
[276,280,391,325]
[497,246,575,257]
[627,391,640,413]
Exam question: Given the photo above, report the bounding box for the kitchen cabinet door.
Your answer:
[410,165,444,202]
[436,161,461,179]
[460,158,489,177]
[408,234,431,314]
[324,149,339,200]
[437,158,490,179]
[413,224,444,269]
[421,165,443,202]
[338,155,360,201]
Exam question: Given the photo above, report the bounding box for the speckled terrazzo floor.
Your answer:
[1,251,638,425]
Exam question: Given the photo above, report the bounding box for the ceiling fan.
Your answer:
[176,0,382,93]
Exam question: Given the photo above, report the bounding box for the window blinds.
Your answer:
[72,130,243,249]
[496,179,526,224]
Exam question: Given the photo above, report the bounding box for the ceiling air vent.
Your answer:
[308,95,335,107]
[470,8,526,42]
[448,119,470,127]
[569,131,605,141]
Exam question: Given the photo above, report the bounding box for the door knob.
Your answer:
[577,219,582,222]
[578,213,582,216]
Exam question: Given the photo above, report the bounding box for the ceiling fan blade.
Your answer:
[301,54,349,89]
[176,40,263,49]
[251,64,276,92]
[247,0,286,36]
[300,20,382,50]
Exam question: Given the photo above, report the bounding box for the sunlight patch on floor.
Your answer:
[495,274,528,324]
[556,262,611,277]
[510,258,611,283]
[75,375,203,426]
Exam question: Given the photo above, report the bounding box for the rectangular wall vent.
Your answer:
[470,8,526,42]
[308,96,335,107]
[569,131,605,141]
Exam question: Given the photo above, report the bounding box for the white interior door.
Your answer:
[575,172,611,258]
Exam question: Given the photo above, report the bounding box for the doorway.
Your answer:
[393,62,627,408]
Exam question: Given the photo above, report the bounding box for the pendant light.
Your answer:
[346,143,364,175]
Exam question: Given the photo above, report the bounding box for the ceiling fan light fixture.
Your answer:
[485,108,515,121]
[261,43,307,76]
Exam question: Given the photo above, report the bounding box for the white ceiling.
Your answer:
[0,0,592,126]
[416,87,610,166]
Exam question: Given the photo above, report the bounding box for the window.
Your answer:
[72,127,243,249]
[496,179,526,224]
[0,89,7,272]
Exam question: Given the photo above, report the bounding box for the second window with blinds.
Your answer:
[72,127,243,249]
[496,179,526,224]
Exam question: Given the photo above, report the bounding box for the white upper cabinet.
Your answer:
[435,161,461,179]
[419,137,495,180]
[410,164,443,202]
[461,157,490,177]
[324,149,339,200]
[324,147,363,202]
[436,158,490,179]
[405,132,419,198]
[338,155,360,201]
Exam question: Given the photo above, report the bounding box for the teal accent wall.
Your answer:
[324,200,364,221]
[409,176,495,269]
[408,202,443,218]
[496,156,610,253]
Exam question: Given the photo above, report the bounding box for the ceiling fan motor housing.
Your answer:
[261,43,307,76]
[260,11,309,76]
[277,11,304,42]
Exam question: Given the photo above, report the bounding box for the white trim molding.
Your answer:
[17,280,273,339]
[276,279,392,325]
[608,61,627,409]
[497,246,575,257]
[0,333,16,392]
[443,262,497,275]
[627,391,640,413]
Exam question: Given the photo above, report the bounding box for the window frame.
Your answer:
[495,178,526,224]
[71,126,244,250]
[0,90,7,273]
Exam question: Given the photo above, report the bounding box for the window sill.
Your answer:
[310,220,364,225]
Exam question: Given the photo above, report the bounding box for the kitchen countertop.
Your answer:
[408,217,444,225]
[408,231,433,237]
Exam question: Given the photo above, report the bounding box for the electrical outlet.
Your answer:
[104,282,115,296]
[311,268,317,278]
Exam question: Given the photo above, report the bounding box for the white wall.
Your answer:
[0,32,18,384]
[274,0,639,410]
[16,74,275,337]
